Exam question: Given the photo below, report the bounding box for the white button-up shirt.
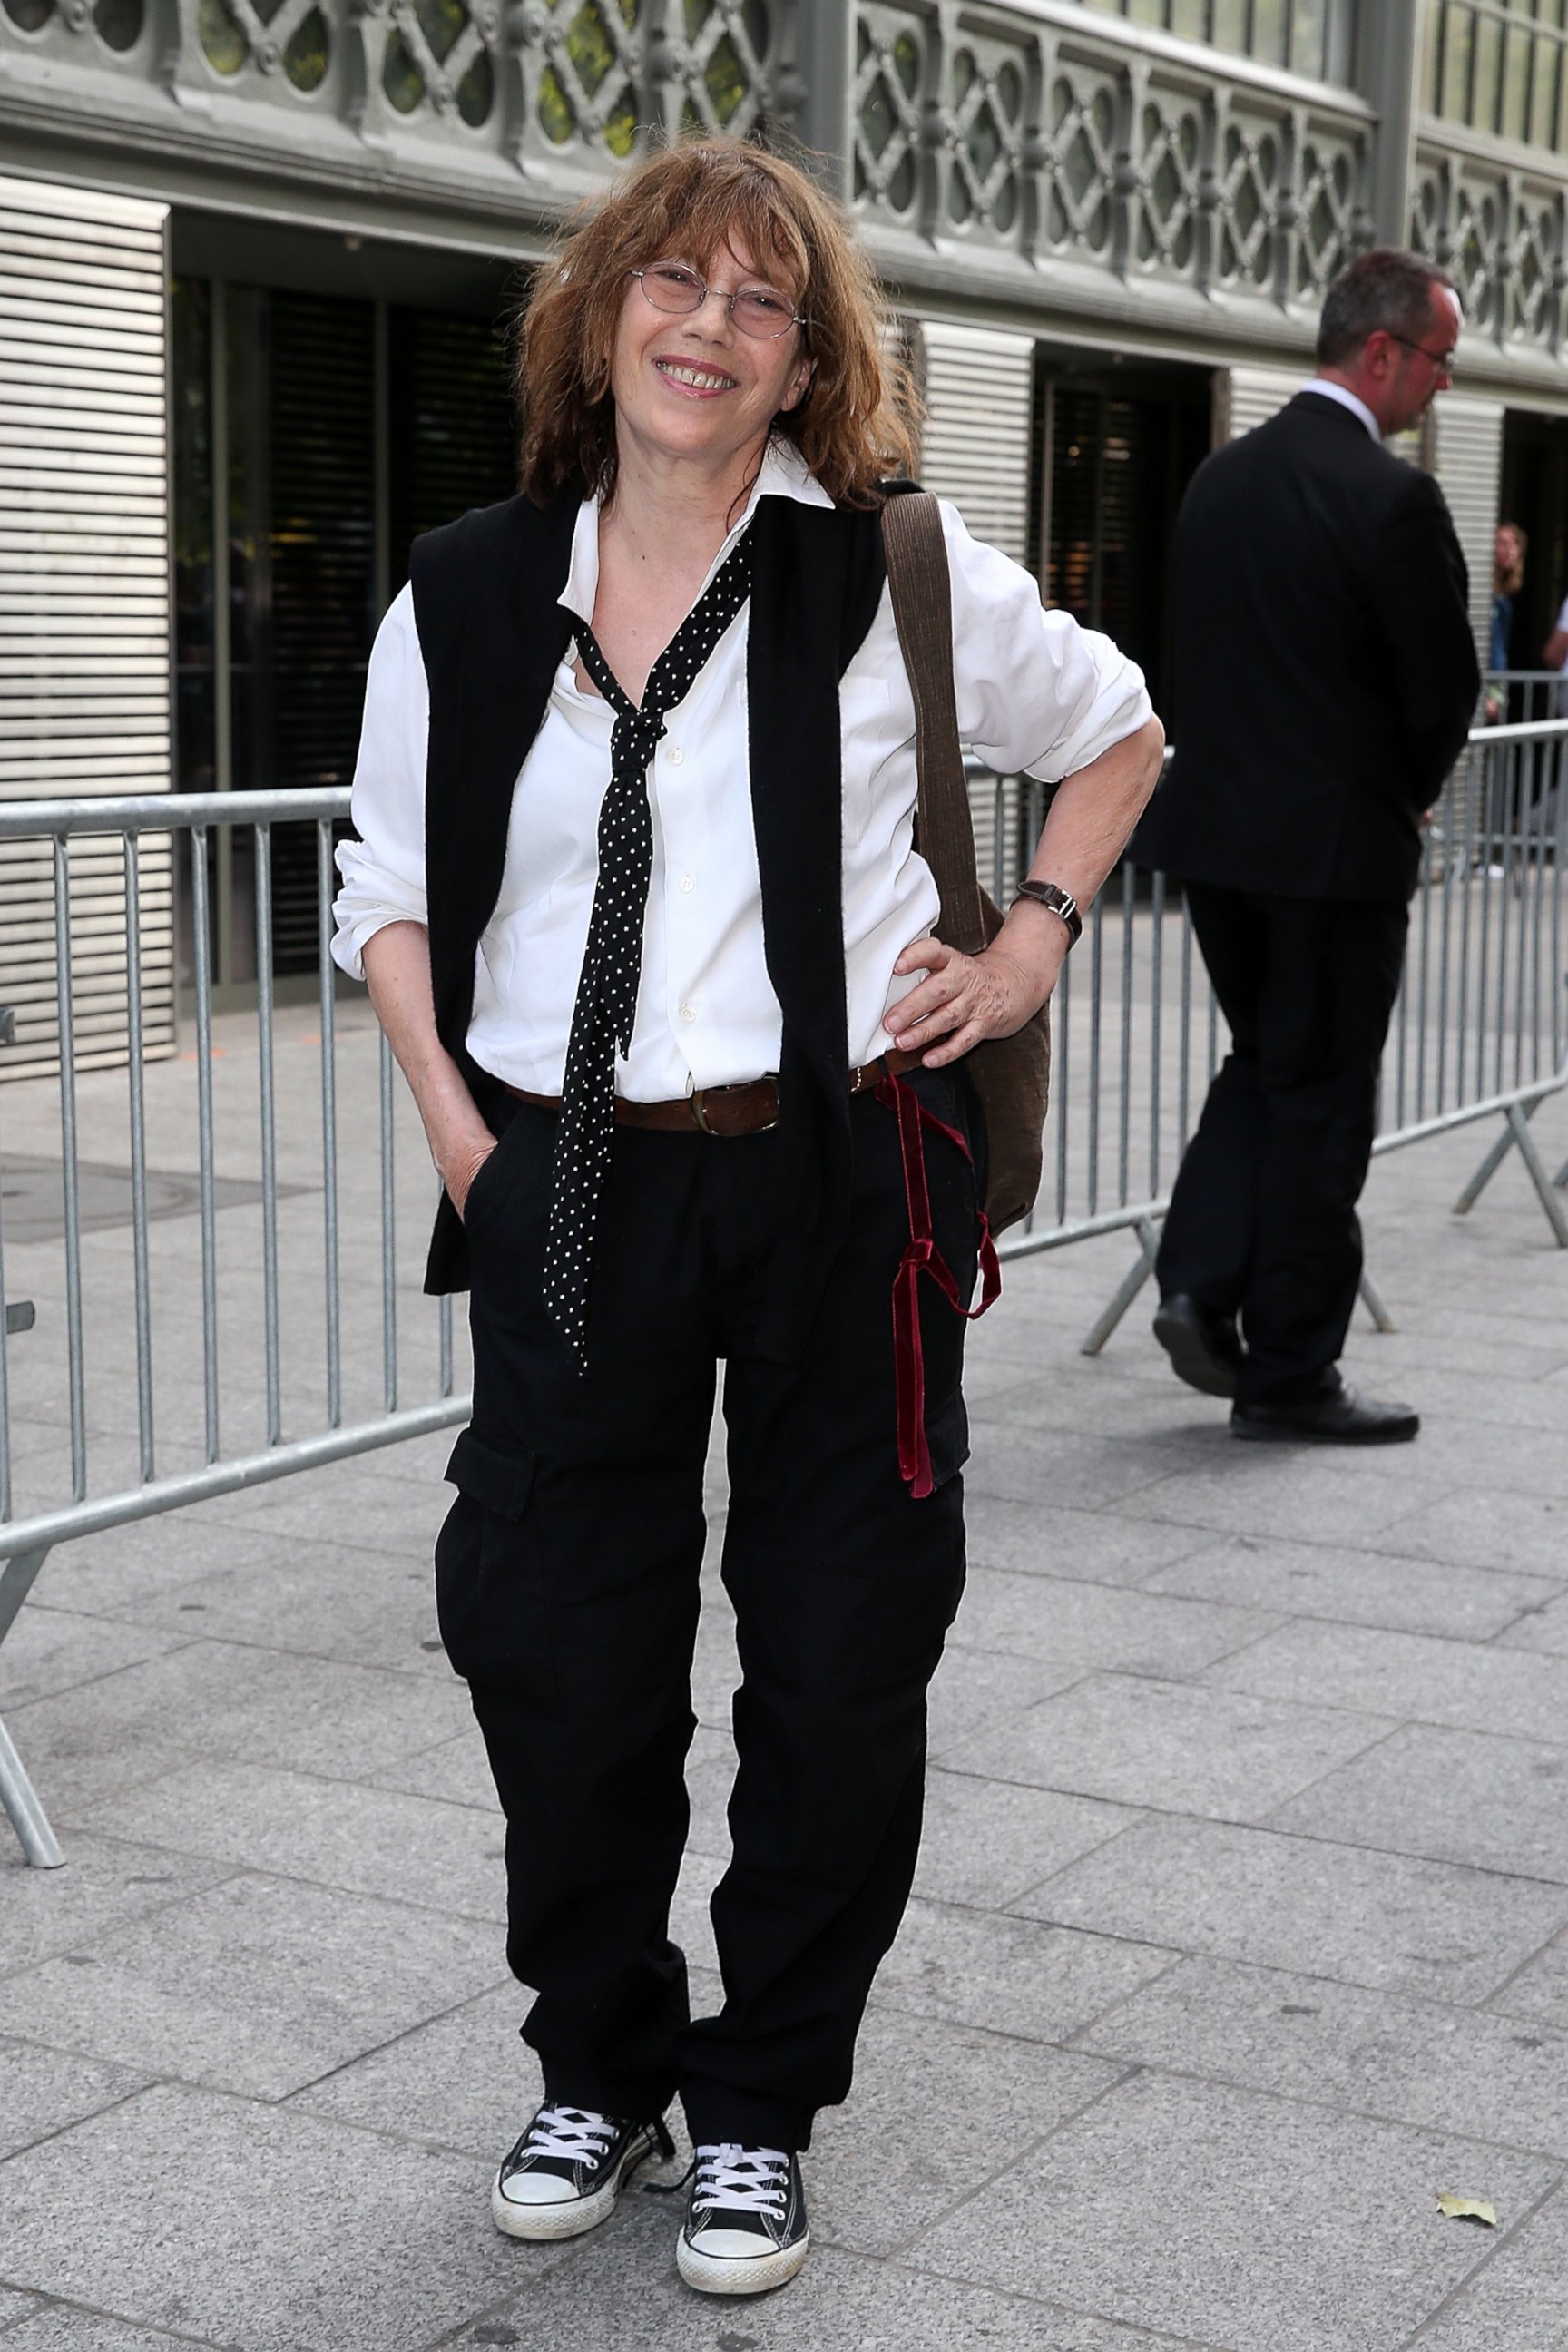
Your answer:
[332,442,1151,1098]
[1302,377,1381,440]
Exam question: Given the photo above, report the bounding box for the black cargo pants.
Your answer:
[434,1068,982,2153]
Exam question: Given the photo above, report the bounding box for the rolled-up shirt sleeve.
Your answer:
[943,499,1152,780]
[330,583,430,981]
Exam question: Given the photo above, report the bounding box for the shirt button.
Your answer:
[678,874,695,894]
[679,1002,697,1024]
[666,744,685,766]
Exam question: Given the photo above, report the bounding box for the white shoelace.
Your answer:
[692,2142,790,2218]
[522,2104,615,2164]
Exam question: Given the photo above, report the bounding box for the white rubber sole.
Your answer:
[491,2132,653,2243]
[676,2228,809,2297]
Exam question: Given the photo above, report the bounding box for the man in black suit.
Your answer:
[1139,249,1479,1442]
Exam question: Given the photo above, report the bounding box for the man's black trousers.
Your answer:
[434,1069,980,2154]
[1156,884,1408,1406]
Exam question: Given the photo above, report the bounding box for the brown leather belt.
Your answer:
[503,1046,927,1139]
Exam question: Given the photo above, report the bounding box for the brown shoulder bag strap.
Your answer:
[879,489,989,958]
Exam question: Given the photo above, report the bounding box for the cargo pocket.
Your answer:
[434,1429,550,1690]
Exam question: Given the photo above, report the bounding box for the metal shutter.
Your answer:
[909,318,1035,897]
[1219,363,1303,441]
[387,306,518,588]
[0,172,173,1082]
[1425,393,1504,673]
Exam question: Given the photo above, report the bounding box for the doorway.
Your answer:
[1031,351,1213,726]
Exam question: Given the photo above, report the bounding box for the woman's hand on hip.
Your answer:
[882,914,1067,1068]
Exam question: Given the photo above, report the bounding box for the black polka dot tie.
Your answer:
[542,527,757,1367]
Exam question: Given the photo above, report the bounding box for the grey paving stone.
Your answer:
[925,1641,1083,1759]
[948,1568,1278,1678]
[0,2295,46,2336]
[913,1771,1138,1910]
[0,1874,505,2101]
[681,1749,734,1861]
[287,1979,532,2159]
[498,2198,1174,2349]
[188,1465,450,1562]
[871,1895,1176,2043]
[8,1641,471,1815]
[1404,2180,1568,2350]
[1028,1816,1568,2001]
[113,1539,451,1681]
[0,1837,234,1981]
[0,2308,209,2347]
[1273,1721,1568,1884]
[1490,1926,1568,2034]
[74,1763,509,1923]
[1497,1583,1568,1656]
[965,1424,1196,1512]
[945,1671,1392,1820]
[371,1724,500,1811]
[1074,1954,1568,2157]
[690,1600,742,1732]
[903,2071,1560,2352]
[0,2083,520,2350]
[1112,1453,1450,1544]
[813,2004,1123,2256]
[36,1515,317,1619]
[1145,1534,1559,1640]
[960,1493,1214,1590]
[1372,1485,1568,1574]
[0,2039,147,2161]
[0,1609,189,1712]
[1202,1619,1568,1745]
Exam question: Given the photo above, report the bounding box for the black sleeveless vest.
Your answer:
[410,484,898,1316]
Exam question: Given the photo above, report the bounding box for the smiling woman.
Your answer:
[517,138,915,509]
[332,131,1161,2307]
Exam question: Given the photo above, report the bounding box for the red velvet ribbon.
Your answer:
[877,1072,1002,1500]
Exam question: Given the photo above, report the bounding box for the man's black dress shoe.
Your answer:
[1231,1378,1419,1445]
[1153,1293,1243,1399]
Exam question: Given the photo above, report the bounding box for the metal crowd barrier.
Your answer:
[4,718,1568,1865]
[975,714,1568,1350]
[0,789,468,1868]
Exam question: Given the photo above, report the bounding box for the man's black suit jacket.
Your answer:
[1135,391,1480,902]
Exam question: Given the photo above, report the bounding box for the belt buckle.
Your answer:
[689,1085,720,1137]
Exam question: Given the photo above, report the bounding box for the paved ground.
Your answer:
[4,1059,1568,2349]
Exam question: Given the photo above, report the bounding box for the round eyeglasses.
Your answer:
[632,262,806,341]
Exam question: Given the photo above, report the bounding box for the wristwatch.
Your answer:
[1012,878,1083,946]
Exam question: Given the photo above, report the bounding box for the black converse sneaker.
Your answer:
[676,2143,808,2295]
[492,2102,673,2241]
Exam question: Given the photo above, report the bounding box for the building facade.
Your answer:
[4,0,1567,1062]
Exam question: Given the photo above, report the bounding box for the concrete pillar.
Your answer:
[1354,0,1423,249]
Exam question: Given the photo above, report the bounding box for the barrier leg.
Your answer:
[0,1714,63,1869]
[1357,1267,1396,1334]
[1454,1109,1524,1215]
[1081,1216,1161,1357]
[1505,1103,1568,1247]
[0,1546,64,1867]
[1455,1102,1568,1244]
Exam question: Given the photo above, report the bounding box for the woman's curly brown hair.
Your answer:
[517,137,918,510]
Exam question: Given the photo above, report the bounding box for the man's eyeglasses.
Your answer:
[1385,328,1456,373]
[632,262,806,341]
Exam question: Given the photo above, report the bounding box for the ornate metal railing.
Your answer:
[0,0,793,205]
[1411,123,1568,368]
[13,0,1568,378]
[849,1,1374,329]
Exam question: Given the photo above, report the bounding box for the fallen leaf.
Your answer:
[1436,2192,1498,2227]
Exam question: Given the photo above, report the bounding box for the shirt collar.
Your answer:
[1301,377,1381,442]
[559,437,832,627]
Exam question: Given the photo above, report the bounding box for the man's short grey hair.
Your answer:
[1316,248,1456,367]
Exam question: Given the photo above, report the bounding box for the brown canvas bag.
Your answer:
[880,488,1052,1235]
